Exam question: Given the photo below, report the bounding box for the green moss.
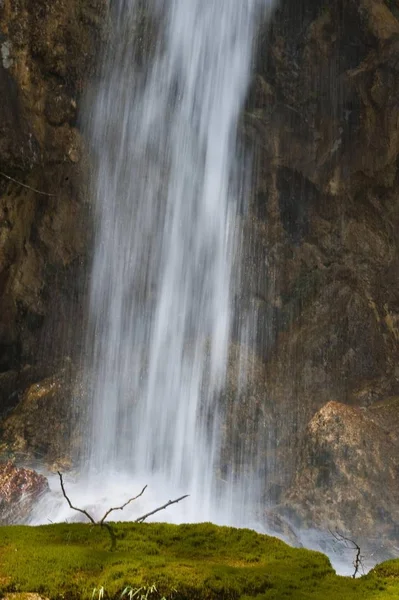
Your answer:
[0,522,398,600]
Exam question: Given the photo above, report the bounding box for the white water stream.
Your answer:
[32,0,275,526]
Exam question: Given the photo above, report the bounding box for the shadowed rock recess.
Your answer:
[0,0,398,555]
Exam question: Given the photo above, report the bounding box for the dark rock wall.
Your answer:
[243,0,399,497]
[0,0,105,406]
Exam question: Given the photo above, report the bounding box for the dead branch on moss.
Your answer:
[58,471,118,550]
[0,171,57,197]
[329,529,364,578]
[57,472,189,550]
[58,471,96,524]
[134,495,189,523]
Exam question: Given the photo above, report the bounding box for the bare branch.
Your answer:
[0,171,57,197]
[353,545,362,578]
[99,485,148,524]
[329,529,364,578]
[57,471,96,524]
[57,473,188,551]
[135,495,189,523]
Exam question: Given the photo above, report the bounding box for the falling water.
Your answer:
[30,0,274,525]
[82,0,272,521]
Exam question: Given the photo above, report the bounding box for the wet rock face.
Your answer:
[0,0,106,386]
[0,370,87,469]
[242,0,399,497]
[278,399,399,548]
[0,461,48,524]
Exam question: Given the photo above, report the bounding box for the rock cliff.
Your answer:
[243,0,399,514]
[0,0,398,550]
[0,0,105,403]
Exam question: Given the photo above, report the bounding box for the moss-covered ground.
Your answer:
[0,522,398,600]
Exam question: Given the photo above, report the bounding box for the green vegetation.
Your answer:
[0,522,398,599]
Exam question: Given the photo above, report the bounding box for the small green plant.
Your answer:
[121,584,157,600]
[92,586,105,600]
[120,584,171,600]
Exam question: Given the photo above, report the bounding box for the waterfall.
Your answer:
[31,0,275,525]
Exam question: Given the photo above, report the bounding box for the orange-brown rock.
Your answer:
[0,460,48,524]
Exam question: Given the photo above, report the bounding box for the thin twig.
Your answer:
[57,471,96,524]
[57,473,189,551]
[329,530,363,578]
[99,485,148,524]
[0,170,56,197]
[135,495,189,523]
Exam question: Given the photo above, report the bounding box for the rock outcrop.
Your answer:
[277,398,399,551]
[0,461,48,524]
[0,369,86,470]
